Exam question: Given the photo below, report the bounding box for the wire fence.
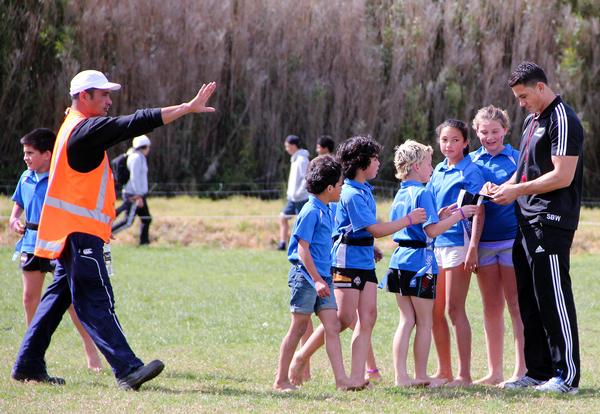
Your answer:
[0,180,599,207]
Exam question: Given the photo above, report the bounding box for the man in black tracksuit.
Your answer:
[490,62,583,394]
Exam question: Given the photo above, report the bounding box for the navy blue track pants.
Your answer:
[13,232,143,379]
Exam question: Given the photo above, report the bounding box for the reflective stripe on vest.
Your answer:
[43,162,113,225]
[35,108,116,258]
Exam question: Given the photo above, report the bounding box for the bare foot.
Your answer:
[336,377,368,391]
[344,381,370,391]
[301,371,311,383]
[413,375,440,388]
[86,352,103,372]
[273,381,298,392]
[365,369,382,384]
[474,374,503,386]
[426,377,449,388]
[432,372,453,382]
[289,353,307,386]
[395,377,416,387]
[445,377,473,388]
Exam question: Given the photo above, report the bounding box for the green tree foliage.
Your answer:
[0,0,598,197]
[0,0,71,180]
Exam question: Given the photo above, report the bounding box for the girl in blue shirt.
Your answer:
[387,140,477,387]
[470,106,525,385]
[427,119,485,387]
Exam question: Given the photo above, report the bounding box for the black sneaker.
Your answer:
[117,360,164,391]
[12,370,65,385]
[276,241,286,251]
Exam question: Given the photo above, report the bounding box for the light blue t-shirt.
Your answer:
[11,170,49,253]
[332,179,378,270]
[288,195,334,278]
[470,144,520,241]
[388,181,439,274]
[426,156,485,247]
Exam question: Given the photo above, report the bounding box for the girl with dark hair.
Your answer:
[427,119,485,387]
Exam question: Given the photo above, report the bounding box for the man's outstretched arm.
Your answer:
[161,82,217,125]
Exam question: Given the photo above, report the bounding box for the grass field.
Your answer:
[1,245,599,413]
[0,196,599,413]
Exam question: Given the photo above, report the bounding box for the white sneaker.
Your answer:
[501,375,544,389]
[535,377,578,395]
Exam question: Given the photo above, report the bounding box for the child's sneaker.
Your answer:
[501,375,544,389]
[276,241,286,251]
[534,377,578,395]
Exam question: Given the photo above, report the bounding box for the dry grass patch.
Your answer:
[1,196,599,253]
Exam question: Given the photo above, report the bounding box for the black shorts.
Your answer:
[332,267,378,290]
[385,268,437,299]
[20,252,55,273]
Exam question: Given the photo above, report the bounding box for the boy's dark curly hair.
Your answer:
[305,155,342,195]
[336,135,382,179]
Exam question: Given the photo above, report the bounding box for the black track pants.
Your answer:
[513,222,580,387]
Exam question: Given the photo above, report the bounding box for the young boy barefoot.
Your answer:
[9,128,103,371]
[386,140,477,387]
[289,136,426,387]
[274,155,360,391]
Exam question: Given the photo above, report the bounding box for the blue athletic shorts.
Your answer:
[478,239,514,267]
[288,265,337,314]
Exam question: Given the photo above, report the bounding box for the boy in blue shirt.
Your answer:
[290,136,426,387]
[274,155,362,391]
[9,128,102,371]
[386,140,477,387]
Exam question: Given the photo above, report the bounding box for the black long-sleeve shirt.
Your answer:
[67,108,163,173]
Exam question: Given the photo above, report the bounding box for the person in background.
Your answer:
[316,135,335,156]
[277,135,310,251]
[112,135,153,245]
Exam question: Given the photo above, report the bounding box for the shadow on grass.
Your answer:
[381,384,600,400]
[130,369,332,401]
[142,383,333,401]
[163,370,252,383]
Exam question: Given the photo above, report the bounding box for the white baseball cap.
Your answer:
[69,70,121,96]
[132,135,151,149]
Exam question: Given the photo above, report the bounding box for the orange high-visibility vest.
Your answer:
[35,109,116,259]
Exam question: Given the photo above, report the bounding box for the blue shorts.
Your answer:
[281,199,308,217]
[288,265,337,314]
[478,239,514,267]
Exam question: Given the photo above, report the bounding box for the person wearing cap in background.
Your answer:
[112,135,153,245]
[11,69,216,390]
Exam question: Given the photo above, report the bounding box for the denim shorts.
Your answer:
[281,199,308,218]
[288,265,337,314]
[478,239,514,267]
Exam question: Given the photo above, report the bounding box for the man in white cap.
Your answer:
[112,134,153,245]
[11,70,216,390]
